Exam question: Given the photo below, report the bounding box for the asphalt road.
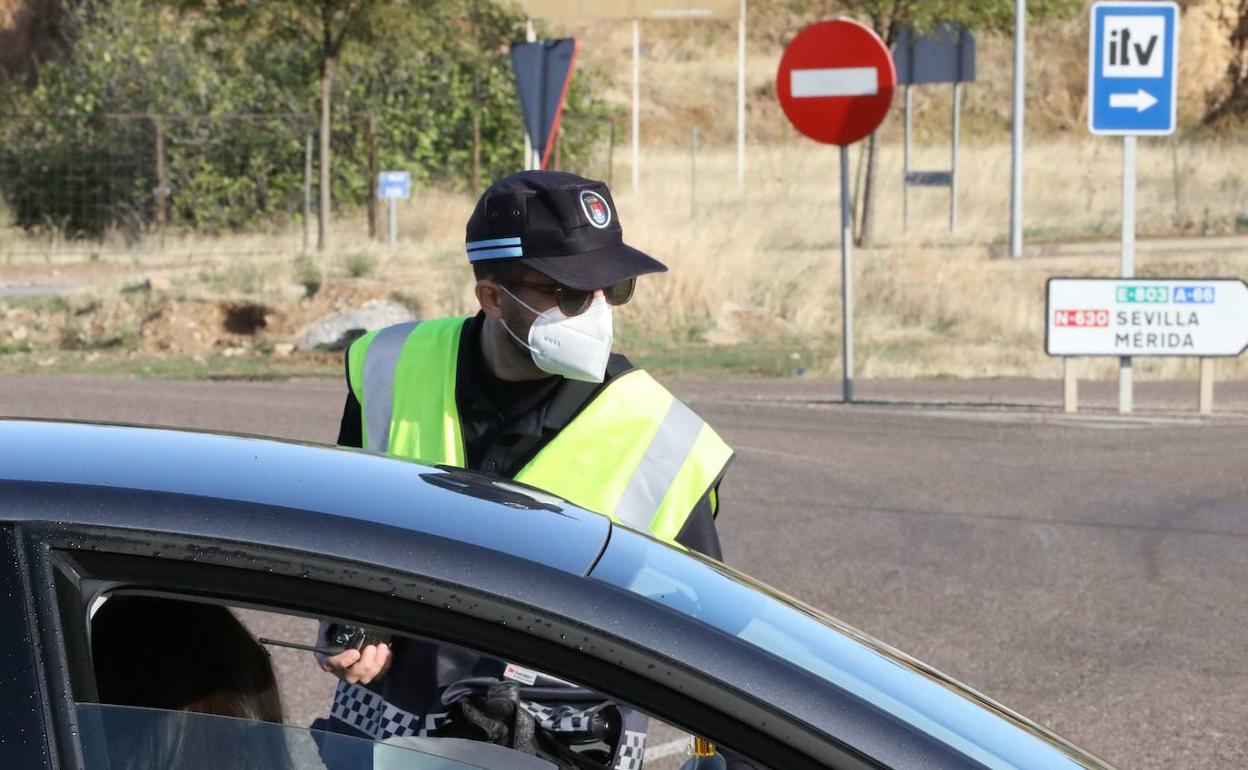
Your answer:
[4,373,1248,769]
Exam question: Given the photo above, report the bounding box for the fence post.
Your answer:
[303,132,313,255]
[152,114,167,243]
[690,127,698,219]
[472,112,482,194]
[365,112,378,240]
[606,120,615,189]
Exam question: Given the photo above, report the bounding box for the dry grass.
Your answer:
[2,138,1247,381]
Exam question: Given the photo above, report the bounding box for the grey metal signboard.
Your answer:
[893,23,976,85]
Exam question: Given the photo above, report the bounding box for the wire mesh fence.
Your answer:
[0,111,620,264]
[0,113,320,261]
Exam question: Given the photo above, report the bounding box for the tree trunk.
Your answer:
[856,131,879,248]
[318,55,335,252]
[365,111,378,240]
[472,112,481,193]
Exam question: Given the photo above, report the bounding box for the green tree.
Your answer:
[0,0,611,238]
[177,0,429,251]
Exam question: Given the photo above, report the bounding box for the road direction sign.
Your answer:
[1046,278,1248,357]
[377,171,411,200]
[1088,1,1179,136]
[776,19,896,146]
[511,38,579,171]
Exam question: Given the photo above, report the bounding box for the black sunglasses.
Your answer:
[508,277,636,317]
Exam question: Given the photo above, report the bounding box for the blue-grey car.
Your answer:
[0,420,1114,770]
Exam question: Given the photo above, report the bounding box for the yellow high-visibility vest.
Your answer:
[347,317,732,543]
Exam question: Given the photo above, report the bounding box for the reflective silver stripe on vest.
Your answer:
[362,321,420,452]
[611,398,705,530]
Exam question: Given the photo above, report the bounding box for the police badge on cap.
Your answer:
[580,190,611,229]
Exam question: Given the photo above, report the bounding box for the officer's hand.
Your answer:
[319,643,392,684]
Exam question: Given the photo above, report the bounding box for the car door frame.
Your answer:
[11,490,987,770]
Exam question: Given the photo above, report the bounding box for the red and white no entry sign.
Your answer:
[776,18,897,146]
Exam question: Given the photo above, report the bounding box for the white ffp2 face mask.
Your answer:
[498,286,614,383]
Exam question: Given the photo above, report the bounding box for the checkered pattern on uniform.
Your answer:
[517,701,598,733]
[614,729,648,770]
[331,681,439,741]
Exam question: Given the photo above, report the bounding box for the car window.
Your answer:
[592,531,1087,770]
[78,593,709,770]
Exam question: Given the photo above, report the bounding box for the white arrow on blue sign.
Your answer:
[1088,1,1179,136]
[377,171,411,200]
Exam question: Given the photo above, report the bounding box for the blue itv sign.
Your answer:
[1088,1,1179,136]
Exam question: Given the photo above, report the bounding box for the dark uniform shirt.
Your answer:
[337,312,723,557]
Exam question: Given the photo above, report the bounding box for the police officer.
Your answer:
[313,171,734,764]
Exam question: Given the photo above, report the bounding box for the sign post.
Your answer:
[777,19,896,403]
[377,171,411,247]
[893,23,975,233]
[1046,278,1248,413]
[1088,1,1180,413]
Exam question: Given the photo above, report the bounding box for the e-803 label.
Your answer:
[1116,285,1169,304]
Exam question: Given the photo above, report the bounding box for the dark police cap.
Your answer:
[465,171,667,291]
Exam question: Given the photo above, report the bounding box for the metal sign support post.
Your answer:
[387,198,397,247]
[902,86,911,230]
[951,82,961,231]
[524,21,537,170]
[1119,135,1136,414]
[1010,0,1026,258]
[840,145,854,403]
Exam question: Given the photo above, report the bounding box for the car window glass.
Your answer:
[76,703,506,770]
[79,594,718,770]
[592,533,1085,770]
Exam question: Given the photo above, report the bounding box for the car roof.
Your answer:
[0,419,610,576]
[0,419,1112,770]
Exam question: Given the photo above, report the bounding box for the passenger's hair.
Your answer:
[91,595,292,770]
[92,595,283,721]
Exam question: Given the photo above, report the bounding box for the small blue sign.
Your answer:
[1173,285,1216,304]
[1088,1,1179,136]
[377,171,411,200]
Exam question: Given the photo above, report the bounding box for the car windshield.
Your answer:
[591,530,1093,770]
